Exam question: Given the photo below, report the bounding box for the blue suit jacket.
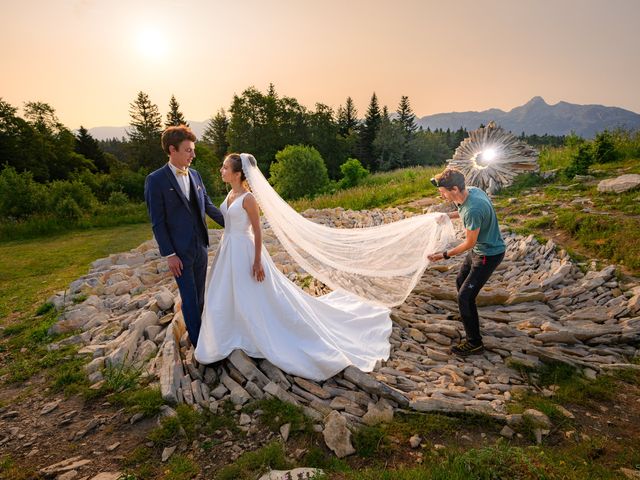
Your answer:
[144,164,224,259]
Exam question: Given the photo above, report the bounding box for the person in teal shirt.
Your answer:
[428,168,506,357]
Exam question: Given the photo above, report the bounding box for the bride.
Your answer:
[194,153,394,380]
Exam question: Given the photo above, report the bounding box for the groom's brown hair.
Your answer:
[161,125,196,155]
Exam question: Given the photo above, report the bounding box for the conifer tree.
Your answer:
[358,92,382,171]
[395,95,417,138]
[337,96,358,136]
[76,126,108,172]
[128,91,163,169]
[203,109,229,160]
[165,94,188,127]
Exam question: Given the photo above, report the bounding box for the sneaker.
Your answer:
[450,340,485,357]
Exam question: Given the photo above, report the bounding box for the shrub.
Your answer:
[109,168,147,202]
[56,197,83,221]
[339,158,369,188]
[108,191,129,206]
[564,143,594,178]
[269,145,330,200]
[48,179,97,212]
[47,180,97,222]
[592,130,619,164]
[0,166,47,219]
[612,128,640,160]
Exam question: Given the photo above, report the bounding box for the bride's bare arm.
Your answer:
[244,194,265,282]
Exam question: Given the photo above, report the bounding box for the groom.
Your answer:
[144,125,225,347]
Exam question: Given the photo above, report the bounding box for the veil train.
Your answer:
[239,153,455,307]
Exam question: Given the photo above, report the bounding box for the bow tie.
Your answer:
[175,168,188,177]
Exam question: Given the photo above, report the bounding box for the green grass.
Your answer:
[538,146,577,172]
[353,424,390,458]
[0,307,89,391]
[164,455,200,480]
[303,446,351,472]
[292,166,443,211]
[332,439,627,480]
[50,353,90,395]
[149,404,202,445]
[149,403,238,447]
[0,222,152,322]
[508,361,639,411]
[555,208,640,271]
[590,184,640,215]
[111,386,165,417]
[498,172,549,195]
[121,446,157,479]
[0,203,149,242]
[244,397,313,435]
[521,216,554,231]
[0,455,38,480]
[216,441,290,480]
[351,411,499,459]
[102,360,144,392]
[592,156,640,175]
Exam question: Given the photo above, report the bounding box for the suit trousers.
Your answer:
[455,251,505,345]
[174,232,208,347]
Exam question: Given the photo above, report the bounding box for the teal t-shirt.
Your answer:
[458,187,506,256]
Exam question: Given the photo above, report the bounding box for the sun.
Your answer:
[135,27,168,60]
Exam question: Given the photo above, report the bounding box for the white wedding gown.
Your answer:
[194,191,392,381]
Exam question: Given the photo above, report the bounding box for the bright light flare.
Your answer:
[482,148,497,162]
[474,147,498,169]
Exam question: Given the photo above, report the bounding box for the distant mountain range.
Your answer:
[87,97,640,141]
[416,97,640,138]
[89,121,208,142]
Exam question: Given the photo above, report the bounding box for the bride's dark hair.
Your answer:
[225,153,246,182]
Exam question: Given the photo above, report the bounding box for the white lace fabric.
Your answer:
[240,154,455,307]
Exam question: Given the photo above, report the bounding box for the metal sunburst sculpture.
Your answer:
[447,121,539,192]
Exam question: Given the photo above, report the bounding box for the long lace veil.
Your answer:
[240,153,455,307]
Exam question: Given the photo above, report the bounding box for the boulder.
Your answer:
[597,174,640,193]
[323,411,355,458]
[258,469,324,480]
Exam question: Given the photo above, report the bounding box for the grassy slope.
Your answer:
[292,166,443,211]
[495,154,640,272]
[0,223,152,322]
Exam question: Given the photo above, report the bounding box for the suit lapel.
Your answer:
[189,172,203,217]
[163,164,190,210]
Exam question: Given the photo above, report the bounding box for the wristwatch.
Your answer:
[443,251,450,259]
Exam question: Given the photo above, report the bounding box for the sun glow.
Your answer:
[135,27,168,60]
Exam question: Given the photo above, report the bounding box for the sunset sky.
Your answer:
[3,0,639,129]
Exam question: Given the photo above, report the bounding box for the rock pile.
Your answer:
[46,207,640,455]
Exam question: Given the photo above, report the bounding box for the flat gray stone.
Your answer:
[323,411,355,458]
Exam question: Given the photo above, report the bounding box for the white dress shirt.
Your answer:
[168,162,191,201]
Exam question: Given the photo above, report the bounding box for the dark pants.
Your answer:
[174,233,208,347]
[455,250,505,345]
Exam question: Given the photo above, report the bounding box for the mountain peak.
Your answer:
[525,96,547,106]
